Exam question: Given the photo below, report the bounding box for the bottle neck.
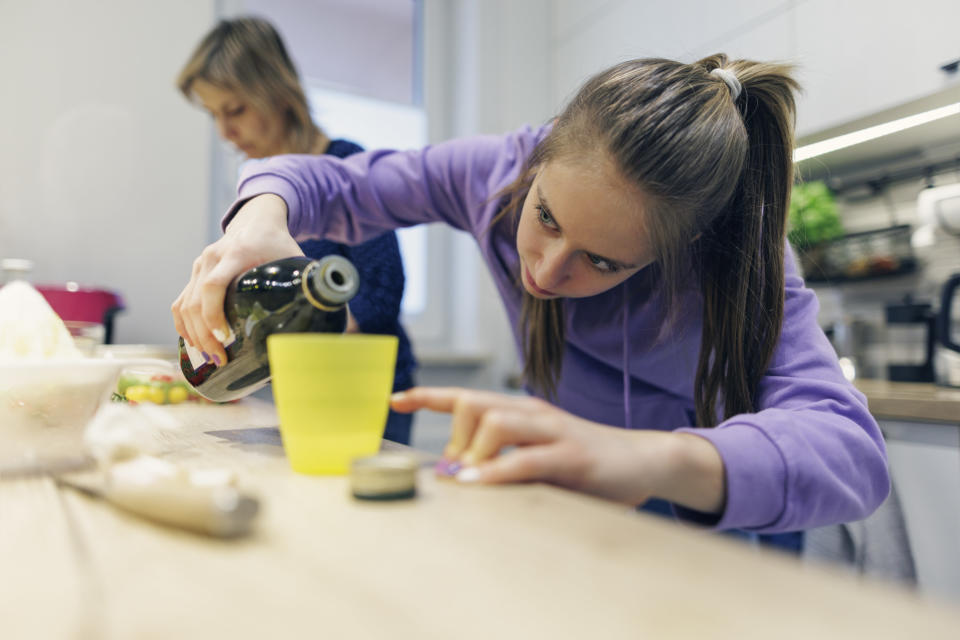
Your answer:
[302,262,342,312]
[302,258,358,311]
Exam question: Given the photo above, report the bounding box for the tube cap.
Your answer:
[350,452,418,500]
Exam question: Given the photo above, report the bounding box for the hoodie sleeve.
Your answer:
[221,125,547,243]
[675,247,890,533]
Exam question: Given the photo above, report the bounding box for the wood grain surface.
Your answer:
[2,399,959,639]
[855,379,960,423]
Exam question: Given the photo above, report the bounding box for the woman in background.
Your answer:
[176,16,417,444]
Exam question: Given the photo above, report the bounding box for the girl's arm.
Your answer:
[174,125,548,362]
[391,387,726,513]
[673,248,890,532]
[225,126,547,243]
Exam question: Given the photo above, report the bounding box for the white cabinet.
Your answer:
[882,419,960,600]
[550,0,960,138]
[550,1,799,112]
[795,0,960,135]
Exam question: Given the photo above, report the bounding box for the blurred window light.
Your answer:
[307,86,428,316]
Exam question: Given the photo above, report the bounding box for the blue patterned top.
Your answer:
[297,139,416,391]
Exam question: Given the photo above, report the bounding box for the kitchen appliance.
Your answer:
[913,183,960,248]
[935,273,960,387]
[885,297,936,383]
[1,258,125,345]
[35,284,125,345]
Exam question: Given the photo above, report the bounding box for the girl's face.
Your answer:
[191,79,287,158]
[516,157,653,299]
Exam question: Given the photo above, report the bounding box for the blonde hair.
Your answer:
[177,16,323,154]
[493,55,800,427]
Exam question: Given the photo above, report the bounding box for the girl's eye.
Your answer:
[226,106,246,117]
[536,205,557,228]
[586,253,620,274]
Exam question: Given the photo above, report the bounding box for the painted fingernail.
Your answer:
[212,354,222,366]
[434,460,462,477]
[456,467,480,483]
[201,351,210,362]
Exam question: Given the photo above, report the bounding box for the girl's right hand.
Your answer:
[171,194,304,364]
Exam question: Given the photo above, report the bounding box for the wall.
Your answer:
[424,0,553,391]
[0,0,216,346]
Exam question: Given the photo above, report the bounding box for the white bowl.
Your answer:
[0,357,172,463]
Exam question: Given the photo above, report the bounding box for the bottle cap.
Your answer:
[304,255,359,309]
[350,452,418,500]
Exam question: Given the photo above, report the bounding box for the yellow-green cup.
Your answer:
[267,334,399,475]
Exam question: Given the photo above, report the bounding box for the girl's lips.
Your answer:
[524,266,555,297]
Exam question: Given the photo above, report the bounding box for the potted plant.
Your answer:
[787,181,844,279]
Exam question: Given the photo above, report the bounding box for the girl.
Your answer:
[176,17,417,444]
[172,55,889,535]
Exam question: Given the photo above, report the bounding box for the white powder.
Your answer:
[0,280,82,361]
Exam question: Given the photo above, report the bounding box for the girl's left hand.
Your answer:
[389,387,689,506]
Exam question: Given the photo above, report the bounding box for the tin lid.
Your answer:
[350,453,418,500]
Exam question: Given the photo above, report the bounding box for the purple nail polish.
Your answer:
[434,460,462,477]
[212,354,222,366]
[201,351,210,362]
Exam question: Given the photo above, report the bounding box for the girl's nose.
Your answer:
[535,246,570,290]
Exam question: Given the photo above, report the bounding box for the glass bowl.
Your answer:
[0,357,173,464]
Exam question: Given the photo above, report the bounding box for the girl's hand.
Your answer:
[171,194,303,364]
[390,387,723,509]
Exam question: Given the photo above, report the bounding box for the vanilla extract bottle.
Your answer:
[178,255,359,402]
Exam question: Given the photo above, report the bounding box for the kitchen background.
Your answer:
[2,0,960,595]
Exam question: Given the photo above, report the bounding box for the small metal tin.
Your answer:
[350,453,418,500]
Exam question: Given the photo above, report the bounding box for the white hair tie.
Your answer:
[710,68,741,100]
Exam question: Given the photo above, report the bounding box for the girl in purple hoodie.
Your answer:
[172,55,889,536]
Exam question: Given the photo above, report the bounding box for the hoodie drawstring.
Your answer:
[621,282,632,429]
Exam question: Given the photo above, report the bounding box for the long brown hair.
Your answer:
[493,55,799,427]
[176,16,324,154]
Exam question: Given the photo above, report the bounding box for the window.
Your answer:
[306,86,428,316]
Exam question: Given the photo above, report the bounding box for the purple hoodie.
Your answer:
[228,124,889,533]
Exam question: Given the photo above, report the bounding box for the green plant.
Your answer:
[787,181,844,250]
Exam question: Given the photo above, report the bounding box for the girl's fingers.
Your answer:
[389,388,546,460]
[389,387,464,413]
[462,407,560,465]
[171,290,190,347]
[446,393,498,459]
[466,444,566,485]
[388,387,486,458]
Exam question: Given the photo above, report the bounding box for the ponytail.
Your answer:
[693,55,799,426]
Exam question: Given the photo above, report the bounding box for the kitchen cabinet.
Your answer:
[854,380,960,599]
[882,419,960,600]
[795,0,960,135]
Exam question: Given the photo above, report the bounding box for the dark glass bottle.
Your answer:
[178,255,359,402]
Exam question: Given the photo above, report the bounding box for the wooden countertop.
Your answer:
[2,400,959,638]
[855,379,960,424]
